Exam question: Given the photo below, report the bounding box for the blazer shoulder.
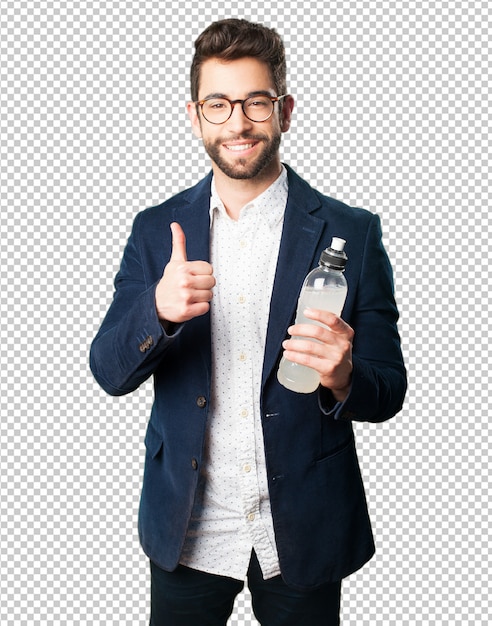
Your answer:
[314,188,377,226]
[285,164,377,227]
[136,172,213,225]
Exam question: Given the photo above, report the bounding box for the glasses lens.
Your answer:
[243,96,274,122]
[201,99,232,124]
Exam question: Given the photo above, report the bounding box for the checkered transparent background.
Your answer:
[1,1,490,624]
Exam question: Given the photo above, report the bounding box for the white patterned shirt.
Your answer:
[179,166,288,580]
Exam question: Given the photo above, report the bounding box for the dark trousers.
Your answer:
[150,550,341,625]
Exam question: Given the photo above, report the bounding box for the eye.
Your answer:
[246,97,270,109]
[204,99,228,110]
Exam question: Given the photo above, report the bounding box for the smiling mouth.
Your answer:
[224,142,257,152]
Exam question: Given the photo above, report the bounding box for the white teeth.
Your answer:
[226,143,254,152]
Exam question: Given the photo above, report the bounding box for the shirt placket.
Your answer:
[233,209,260,531]
[233,211,280,580]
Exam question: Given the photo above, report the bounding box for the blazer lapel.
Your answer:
[171,173,213,263]
[170,174,213,379]
[262,169,326,386]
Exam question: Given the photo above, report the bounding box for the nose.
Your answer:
[226,100,254,132]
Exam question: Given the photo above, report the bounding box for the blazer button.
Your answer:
[139,335,154,353]
[196,396,207,408]
[191,458,198,470]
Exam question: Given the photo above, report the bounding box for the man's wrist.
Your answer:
[331,385,351,403]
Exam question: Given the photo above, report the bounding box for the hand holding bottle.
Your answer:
[282,309,354,401]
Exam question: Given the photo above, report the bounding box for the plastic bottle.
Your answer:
[277,237,348,393]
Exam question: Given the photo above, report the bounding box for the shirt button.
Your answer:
[239,239,247,248]
[240,409,248,418]
[196,396,207,408]
[191,458,198,470]
[243,464,251,473]
[238,295,246,304]
[247,513,255,522]
[239,353,247,362]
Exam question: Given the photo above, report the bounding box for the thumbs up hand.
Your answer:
[155,222,216,324]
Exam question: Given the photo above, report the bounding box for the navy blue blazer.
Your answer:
[90,165,406,590]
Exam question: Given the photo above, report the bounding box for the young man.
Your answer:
[90,18,406,626]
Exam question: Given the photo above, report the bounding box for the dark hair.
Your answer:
[190,19,287,102]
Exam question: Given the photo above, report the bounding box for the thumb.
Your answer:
[169,222,187,262]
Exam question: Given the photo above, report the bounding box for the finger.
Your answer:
[303,309,352,334]
[287,323,335,342]
[189,273,216,290]
[190,288,215,304]
[186,260,215,277]
[283,338,322,357]
[287,322,353,347]
[170,222,187,262]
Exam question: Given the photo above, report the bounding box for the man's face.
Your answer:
[188,57,293,182]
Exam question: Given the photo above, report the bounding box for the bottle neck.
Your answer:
[319,262,344,273]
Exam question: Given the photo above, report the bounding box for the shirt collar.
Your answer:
[209,165,288,229]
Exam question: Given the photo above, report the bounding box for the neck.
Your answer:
[212,159,282,220]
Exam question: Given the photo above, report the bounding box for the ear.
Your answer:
[280,95,295,133]
[186,101,203,139]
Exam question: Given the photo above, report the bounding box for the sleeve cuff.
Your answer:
[318,384,356,421]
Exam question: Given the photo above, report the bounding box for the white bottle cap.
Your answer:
[330,237,346,252]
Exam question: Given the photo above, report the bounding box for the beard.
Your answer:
[202,131,282,180]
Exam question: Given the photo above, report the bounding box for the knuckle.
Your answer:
[178,273,193,290]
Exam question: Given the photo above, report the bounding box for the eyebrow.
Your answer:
[200,89,274,101]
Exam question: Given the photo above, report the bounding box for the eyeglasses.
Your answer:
[195,94,287,124]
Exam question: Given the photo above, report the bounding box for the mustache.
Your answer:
[217,133,268,143]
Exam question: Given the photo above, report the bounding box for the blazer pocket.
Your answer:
[315,435,354,466]
[315,435,367,503]
[144,421,164,460]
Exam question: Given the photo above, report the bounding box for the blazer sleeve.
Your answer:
[89,211,177,396]
[319,213,407,422]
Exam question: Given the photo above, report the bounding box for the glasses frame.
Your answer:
[194,94,287,125]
